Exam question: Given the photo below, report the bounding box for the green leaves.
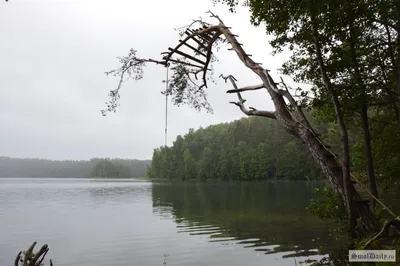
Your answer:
[102,49,146,116]
[215,0,400,186]
[183,149,197,180]
[147,116,323,181]
[166,63,213,113]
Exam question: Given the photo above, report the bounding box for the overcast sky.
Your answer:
[0,0,291,160]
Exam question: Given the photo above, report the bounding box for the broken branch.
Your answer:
[221,74,276,119]
[226,83,264,93]
[229,99,276,118]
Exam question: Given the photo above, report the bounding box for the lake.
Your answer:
[0,178,345,266]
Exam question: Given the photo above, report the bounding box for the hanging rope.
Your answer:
[164,64,169,149]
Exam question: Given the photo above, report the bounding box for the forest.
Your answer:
[0,157,150,178]
[146,114,393,182]
[147,116,324,180]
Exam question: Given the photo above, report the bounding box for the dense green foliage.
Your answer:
[213,0,400,189]
[0,157,150,178]
[90,159,131,178]
[147,117,324,180]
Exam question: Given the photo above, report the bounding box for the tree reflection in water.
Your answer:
[152,181,347,263]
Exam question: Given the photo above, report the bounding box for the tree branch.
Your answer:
[220,74,276,119]
[103,11,292,126]
[226,83,264,93]
[194,32,222,90]
[372,19,398,32]
[278,77,312,125]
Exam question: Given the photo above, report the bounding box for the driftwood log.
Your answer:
[15,242,53,266]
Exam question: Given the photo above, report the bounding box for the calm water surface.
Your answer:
[0,178,343,266]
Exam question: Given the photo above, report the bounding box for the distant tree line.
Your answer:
[0,157,150,178]
[90,159,131,178]
[147,117,327,181]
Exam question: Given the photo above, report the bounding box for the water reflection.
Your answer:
[87,184,151,203]
[0,178,354,266]
[0,179,156,266]
[152,181,345,261]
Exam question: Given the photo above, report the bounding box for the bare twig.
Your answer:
[207,10,224,24]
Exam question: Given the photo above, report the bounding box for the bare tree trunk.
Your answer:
[382,21,400,125]
[360,100,379,202]
[294,120,380,233]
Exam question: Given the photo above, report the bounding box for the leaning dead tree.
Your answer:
[102,12,397,235]
[15,242,53,266]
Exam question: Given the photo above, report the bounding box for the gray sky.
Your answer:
[0,0,290,160]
